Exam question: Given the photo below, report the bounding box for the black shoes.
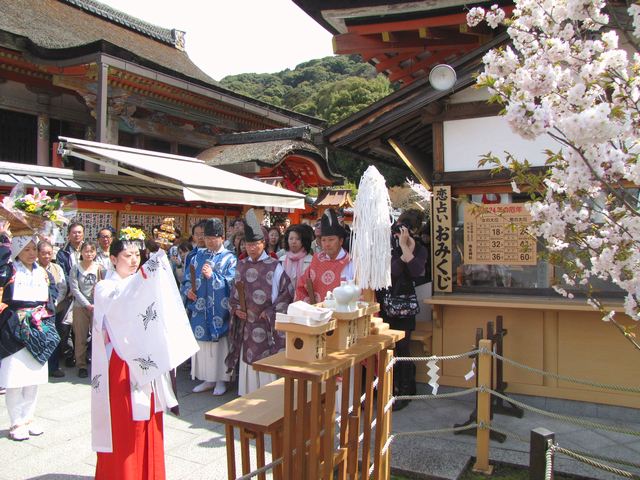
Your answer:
[49,369,65,378]
[78,368,88,378]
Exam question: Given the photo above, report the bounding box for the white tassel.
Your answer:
[351,166,392,290]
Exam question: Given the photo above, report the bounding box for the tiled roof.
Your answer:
[199,140,324,167]
[314,189,354,208]
[61,0,179,47]
[0,0,214,84]
[216,126,314,145]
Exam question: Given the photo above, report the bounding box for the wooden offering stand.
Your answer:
[275,316,336,363]
[253,329,404,480]
[321,302,381,349]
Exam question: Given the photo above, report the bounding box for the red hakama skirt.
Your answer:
[95,351,166,480]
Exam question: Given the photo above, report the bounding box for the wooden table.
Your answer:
[253,330,404,480]
[205,378,288,480]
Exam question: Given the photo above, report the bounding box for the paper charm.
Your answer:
[427,359,440,395]
[464,359,476,381]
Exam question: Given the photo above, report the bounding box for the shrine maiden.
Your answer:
[91,228,198,480]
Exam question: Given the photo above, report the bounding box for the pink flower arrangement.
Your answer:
[2,187,67,227]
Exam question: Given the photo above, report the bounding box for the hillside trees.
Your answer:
[220,55,411,184]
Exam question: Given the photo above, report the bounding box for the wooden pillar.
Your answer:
[36,113,50,166]
[432,122,444,173]
[102,114,120,174]
[530,428,555,480]
[473,339,494,474]
[96,62,109,144]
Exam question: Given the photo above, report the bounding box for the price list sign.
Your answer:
[463,203,536,265]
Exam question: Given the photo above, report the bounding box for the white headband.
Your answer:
[11,235,38,260]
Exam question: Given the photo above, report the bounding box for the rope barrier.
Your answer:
[545,440,554,480]
[487,424,532,444]
[482,348,640,393]
[364,423,480,478]
[488,388,640,437]
[236,347,639,480]
[388,349,480,372]
[551,443,640,479]
[569,450,640,471]
[394,387,479,401]
[235,457,283,480]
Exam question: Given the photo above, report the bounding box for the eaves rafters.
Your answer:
[331,5,514,87]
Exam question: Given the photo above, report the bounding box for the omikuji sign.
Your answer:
[463,203,536,266]
[433,186,453,293]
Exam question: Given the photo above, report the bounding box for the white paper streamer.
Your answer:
[464,360,476,381]
[427,359,440,395]
[351,166,392,290]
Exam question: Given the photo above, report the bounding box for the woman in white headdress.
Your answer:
[0,221,59,441]
[92,228,198,480]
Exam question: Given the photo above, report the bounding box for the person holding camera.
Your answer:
[380,210,428,411]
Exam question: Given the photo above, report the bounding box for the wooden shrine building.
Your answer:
[296,0,639,409]
[0,0,333,238]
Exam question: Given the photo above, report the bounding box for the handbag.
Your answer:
[383,291,420,318]
[12,306,60,365]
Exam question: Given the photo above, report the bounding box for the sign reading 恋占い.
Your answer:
[432,186,453,292]
[463,203,536,266]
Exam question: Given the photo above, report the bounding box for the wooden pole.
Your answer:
[382,349,393,479]
[530,428,555,480]
[224,425,236,480]
[373,349,392,480]
[296,379,307,478]
[473,339,494,474]
[361,354,376,477]
[283,378,295,480]
[347,362,363,480]
[346,414,360,480]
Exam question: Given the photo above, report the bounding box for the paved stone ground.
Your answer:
[0,366,638,480]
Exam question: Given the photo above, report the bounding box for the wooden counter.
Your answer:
[426,293,625,311]
[425,294,639,409]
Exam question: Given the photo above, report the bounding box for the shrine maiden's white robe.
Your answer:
[91,250,199,452]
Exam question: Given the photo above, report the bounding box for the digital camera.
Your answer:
[392,222,409,234]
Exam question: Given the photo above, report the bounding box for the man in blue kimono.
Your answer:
[183,218,236,395]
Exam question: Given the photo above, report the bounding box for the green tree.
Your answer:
[316,76,391,125]
[219,55,401,185]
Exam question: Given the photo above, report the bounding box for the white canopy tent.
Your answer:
[58,137,305,209]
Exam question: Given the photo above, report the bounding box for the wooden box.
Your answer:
[323,302,381,350]
[356,302,380,340]
[370,316,390,335]
[325,314,358,350]
[276,319,336,363]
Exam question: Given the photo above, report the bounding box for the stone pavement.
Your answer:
[0,366,638,480]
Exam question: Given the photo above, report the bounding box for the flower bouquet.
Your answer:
[0,182,72,236]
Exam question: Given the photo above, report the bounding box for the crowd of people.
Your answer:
[0,205,430,479]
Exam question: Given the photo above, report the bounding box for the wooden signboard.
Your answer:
[433,186,453,292]
[463,203,536,265]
